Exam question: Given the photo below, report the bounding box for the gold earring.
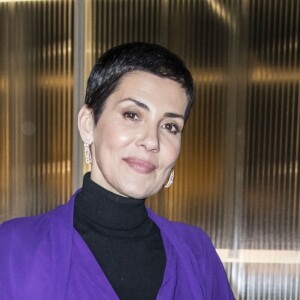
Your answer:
[164,169,174,188]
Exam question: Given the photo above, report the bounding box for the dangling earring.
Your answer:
[84,140,92,164]
[164,169,174,188]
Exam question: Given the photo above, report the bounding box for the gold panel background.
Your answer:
[0,0,73,221]
[0,0,299,299]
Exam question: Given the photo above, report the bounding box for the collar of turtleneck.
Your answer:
[75,173,148,231]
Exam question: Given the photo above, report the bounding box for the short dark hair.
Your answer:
[85,42,194,123]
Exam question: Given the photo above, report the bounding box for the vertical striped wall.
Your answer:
[0,0,299,299]
[0,0,73,220]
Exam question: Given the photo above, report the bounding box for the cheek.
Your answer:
[97,125,134,151]
[162,139,181,166]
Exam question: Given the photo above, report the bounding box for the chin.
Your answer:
[120,185,156,199]
[125,190,148,199]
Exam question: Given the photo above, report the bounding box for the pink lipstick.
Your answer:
[123,157,156,174]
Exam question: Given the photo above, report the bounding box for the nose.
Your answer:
[136,126,160,152]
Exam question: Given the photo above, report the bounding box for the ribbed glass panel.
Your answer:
[0,0,73,221]
[244,0,299,250]
[85,0,299,298]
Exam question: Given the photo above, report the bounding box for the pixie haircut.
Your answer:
[85,42,194,124]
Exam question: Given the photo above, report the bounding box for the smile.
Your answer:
[123,157,156,174]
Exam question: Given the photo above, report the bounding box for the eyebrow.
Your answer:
[121,98,185,120]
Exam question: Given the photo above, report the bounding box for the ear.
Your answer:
[78,105,94,143]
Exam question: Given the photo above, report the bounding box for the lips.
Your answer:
[123,157,156,174]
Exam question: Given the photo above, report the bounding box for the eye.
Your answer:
[123,111,140,121]
[162,123,180,135]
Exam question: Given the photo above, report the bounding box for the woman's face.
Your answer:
[84,71,188,198]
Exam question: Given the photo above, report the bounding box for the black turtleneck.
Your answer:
[74,173,166,300]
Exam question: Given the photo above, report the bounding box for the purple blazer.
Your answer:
[0,191,235,299]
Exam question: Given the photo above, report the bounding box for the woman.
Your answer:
[0,43,235,299]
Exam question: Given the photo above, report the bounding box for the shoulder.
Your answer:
[0,194,76,240]
[0,199,76,298]
[148,208,235,299]
[0,200,72,257]
[148,208,212,249]
[1,205,57,237]
[0,210,53,261]
[1,213,49,239]
[148,208,220,272]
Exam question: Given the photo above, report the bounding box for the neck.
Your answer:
[75,173,148,230]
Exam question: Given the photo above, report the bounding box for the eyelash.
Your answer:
[162,123,180,135]
[122,111,180,135]
[123,111,140,121]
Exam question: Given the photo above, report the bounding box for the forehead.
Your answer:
[112,71,188,110]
